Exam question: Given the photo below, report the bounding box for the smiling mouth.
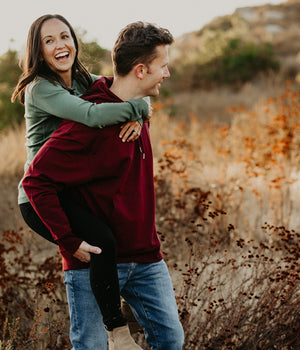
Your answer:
[55,52,69,61]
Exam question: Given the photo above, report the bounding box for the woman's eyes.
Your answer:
[45,35,69,44]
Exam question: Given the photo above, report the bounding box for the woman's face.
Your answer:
[40,18,76,85]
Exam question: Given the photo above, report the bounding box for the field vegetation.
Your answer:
[0,80,300,349]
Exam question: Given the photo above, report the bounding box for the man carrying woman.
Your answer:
[12,14,151,349]
[17,15,184,350]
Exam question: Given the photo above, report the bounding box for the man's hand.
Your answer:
[119,120,142,142]
[73,241,102,263]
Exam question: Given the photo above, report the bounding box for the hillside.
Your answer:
[162,0,300,123]
[169,0,300,76]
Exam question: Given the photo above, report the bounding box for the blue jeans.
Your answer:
[64,260,184,350]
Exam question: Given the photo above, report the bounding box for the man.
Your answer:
[23,21,184,349]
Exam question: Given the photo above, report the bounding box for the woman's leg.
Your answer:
[19,202,56,244]
[59,196,127,330]
[19,199,126,330]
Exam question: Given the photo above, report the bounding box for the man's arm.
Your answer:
[22,137,93,255]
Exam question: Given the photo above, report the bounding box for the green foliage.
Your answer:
[0,50,21,84]
[0,50,24,130]
[206,38,280,85]
[170,38,280,91]
[79,39,108,75]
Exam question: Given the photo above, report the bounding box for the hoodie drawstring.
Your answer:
[138,137,145,159]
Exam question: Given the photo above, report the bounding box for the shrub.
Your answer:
[205,39,280,85]
[170,38,279,91]
[0,50,23,130]
[78,33,108,75]
[0,228,70,349]
[175,224,300,349]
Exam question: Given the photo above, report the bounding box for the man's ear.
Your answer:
[134,64,146,80]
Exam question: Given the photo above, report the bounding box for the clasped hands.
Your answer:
[119,103,153,142]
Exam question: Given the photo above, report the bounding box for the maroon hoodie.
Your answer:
[23,77,162,270]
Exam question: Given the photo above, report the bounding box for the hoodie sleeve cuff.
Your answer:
[56,235,83,255]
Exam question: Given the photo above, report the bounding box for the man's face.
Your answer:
[141,45,170,97]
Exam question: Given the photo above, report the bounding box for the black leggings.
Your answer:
[19,196,126,331]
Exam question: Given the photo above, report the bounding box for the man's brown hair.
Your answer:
[112,21,174,76]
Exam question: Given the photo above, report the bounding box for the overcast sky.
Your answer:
[1,0,284,55]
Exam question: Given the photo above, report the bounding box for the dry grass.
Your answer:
[147,81,300,349]
[168,73,287,124]
[0,123,26,177]
[150,81,300,242]
[1,80,300,349]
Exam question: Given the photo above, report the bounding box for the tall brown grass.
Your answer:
[0,82,300,348]
[0,123,26,177]
[151,81,300,245]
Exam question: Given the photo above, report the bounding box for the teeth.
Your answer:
[55,52,68,59]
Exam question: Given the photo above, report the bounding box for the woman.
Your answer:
[11,14,146,349]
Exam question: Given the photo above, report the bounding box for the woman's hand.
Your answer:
[119,102,152,142]
[73,241,102,263]
[119,120,142,142]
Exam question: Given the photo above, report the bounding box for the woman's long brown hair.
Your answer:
[11,14,92,104]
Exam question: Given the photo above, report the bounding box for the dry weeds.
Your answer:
[1,82,300,349]
[0,123,26,178]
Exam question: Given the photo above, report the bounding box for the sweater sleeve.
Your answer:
[22,139,93,255]
[30,80,149,128]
